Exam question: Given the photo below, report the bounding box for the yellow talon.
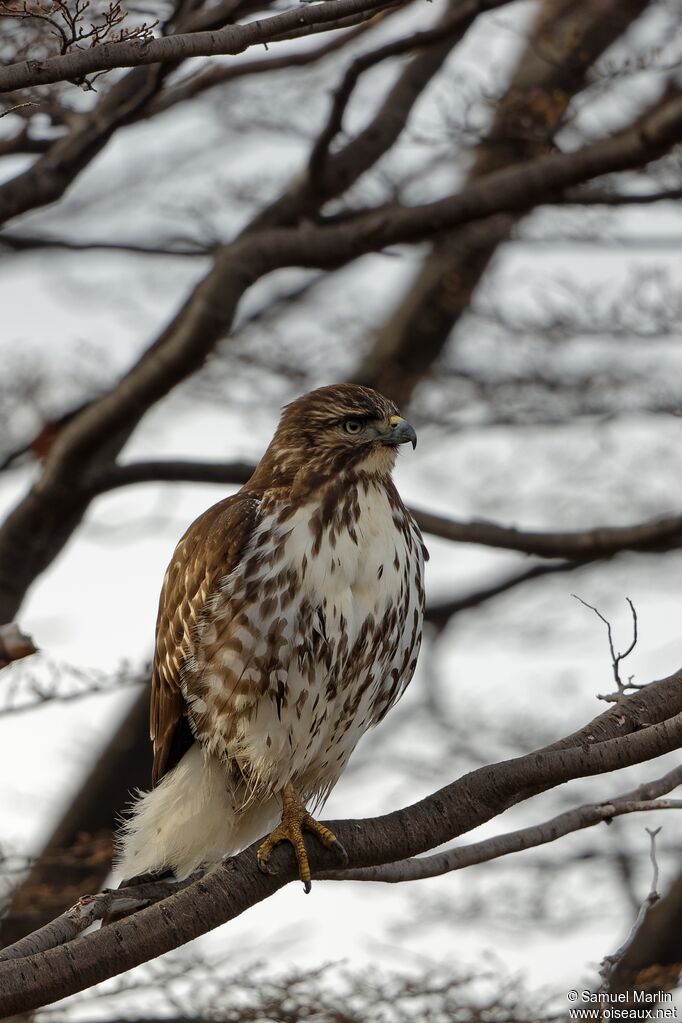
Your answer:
[257,783,348,892]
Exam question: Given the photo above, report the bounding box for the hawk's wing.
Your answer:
[150,493,260,787]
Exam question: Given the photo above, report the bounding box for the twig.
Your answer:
[573,595,640,699]
[600,827,663,986]
[0,102,37,120]
[308,0,504,181]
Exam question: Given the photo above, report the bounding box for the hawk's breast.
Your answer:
[182,477,425,803]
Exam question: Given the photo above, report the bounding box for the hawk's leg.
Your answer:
[256,783,347,893]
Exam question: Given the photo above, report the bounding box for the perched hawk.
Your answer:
[117,384,427,891]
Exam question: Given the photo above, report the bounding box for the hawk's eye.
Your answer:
[342,418,364,436]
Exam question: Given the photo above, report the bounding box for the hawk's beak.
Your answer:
[380,415,417,450]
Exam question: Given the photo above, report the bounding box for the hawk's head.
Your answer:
[251,384,417,492]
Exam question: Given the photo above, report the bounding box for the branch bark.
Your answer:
[323,765,682,883]
[1,666,681,1012]
[0,0,407,93]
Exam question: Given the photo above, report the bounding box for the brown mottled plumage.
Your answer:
[117,384,427,888]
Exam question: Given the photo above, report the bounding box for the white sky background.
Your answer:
[2,0,682,1014]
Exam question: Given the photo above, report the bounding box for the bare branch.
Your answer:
[573,595,641,698]
[561,186,682,206]
[350,0,651,407]
[0,128,50,158]
[0,0,409,93]
[601,827,664,986]
[0,232,214,257]
[90,459,256,494]
[2,666,682,1011]
[426,561,583,628]
[0,875,195,962]
[0,662,144,718]
[321,765,682,883]
[222,88,682,273]
[412,508,682,559]
[85,462,682,562]
[148,16,383,116]
[308,0,506,182]
[0,100,37,120]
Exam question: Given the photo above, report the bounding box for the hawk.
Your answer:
[117,384,427,891]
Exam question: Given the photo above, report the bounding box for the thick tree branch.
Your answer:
[90,460,682,560]
[0,0,407,93]
[220,87,682,273]
[411,508,682,558]
[1,667,682,1012]
[351,0,651,406]
[5,784,681,956]
[325,765,682,883]
[0,875,192,962]
[90,459,257,493]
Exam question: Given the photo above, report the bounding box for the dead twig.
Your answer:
[573,594,643,701]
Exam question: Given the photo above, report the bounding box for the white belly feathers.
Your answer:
[181,479,424,807]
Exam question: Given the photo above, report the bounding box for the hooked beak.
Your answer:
[380,414,417,450]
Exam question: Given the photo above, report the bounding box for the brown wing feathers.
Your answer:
[150,494,259,787]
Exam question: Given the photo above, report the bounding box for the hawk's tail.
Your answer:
[115,744,280,881]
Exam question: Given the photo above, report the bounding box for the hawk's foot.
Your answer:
[257,785,347,893]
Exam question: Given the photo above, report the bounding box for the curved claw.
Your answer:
[330,838,349,867]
